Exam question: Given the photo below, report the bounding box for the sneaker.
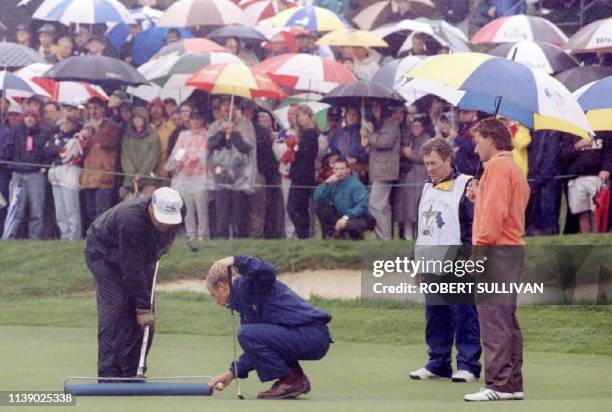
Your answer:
[409,368,447,380]
[464,388,515,402]
[513,391,524,400]
[451,370,477,383]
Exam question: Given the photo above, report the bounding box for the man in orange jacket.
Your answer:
[464,118,530,402]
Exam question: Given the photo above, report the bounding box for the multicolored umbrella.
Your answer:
[405,53,592,138]
[33,0,135,25]
[555,65,612,92]
[239,0,297,26]
[16,63,107,104]
[152,38,228,59]
[0,70,43,99]
[253,53,356,93]
[352,0,436,31]
[316,29,388,48]
[157,0,248,28]
[471,15,568,46]
[259,6,347,32]
[0,42,44,69]
[43,55,148,88]
[139,51,242,88]
[574,76,612,132]
[488,40,579,75]
[565,17,612,54]
[185,62,284,100]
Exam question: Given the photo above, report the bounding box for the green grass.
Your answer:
[1,325,612,412]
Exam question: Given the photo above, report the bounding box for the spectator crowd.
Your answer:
[0,0,611,242]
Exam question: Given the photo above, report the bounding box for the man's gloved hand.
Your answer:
[136,308,155,328]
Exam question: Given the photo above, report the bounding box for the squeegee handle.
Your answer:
[136,260,160,378]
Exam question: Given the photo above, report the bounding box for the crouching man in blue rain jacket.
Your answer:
[207,255,332,399]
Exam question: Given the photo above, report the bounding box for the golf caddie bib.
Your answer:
[414,173,472,274]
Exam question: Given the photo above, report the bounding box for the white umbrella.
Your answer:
[33,0,135,25]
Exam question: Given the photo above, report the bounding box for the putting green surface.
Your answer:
[2,325,611,412]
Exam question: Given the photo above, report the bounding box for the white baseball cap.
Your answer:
[151,187,183,225]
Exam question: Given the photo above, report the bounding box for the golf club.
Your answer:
[137,260,160,378]
[227,266,244,400]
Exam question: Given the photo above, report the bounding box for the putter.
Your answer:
[137,260,160,378]
[227,267,244,400]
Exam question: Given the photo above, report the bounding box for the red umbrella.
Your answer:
[594,184,610,233]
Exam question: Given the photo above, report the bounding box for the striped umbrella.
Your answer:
[157,0,248,28]
[139,51,242,88]
[186,62,284,100]
[0,70,43,99]
[152,38,228,59]
[16,63,107,105]
[405,53,592,138]
[471,15,567,46]
[33,0,135,25]
[565,17,612,54]
[316,29,388,48]
[574,76,612,132]
[0,43,44,69]
[239,0,297,26]
[372,55,425,90]
[253,53,356,93]
[259,6,348,32]
[488,40,579,75]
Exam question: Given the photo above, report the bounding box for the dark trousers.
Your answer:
[85,253,152,379]
[477,246,524,393]
[315,203,375,240]
[215,189,249,239]
[526,179,561,236]
[83,188,115,226]
[288,186,312,239]
[237,323,331,382]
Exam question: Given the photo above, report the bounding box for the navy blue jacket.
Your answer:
[527,130,560,186]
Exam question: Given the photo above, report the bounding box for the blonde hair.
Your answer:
[295,104,317,135]
[205,268,238,291]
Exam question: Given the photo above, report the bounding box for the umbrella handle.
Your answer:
[226,93,235,141]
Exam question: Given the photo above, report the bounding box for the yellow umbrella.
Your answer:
[316,29,388,48]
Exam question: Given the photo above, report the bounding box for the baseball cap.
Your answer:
[151,187,183,225]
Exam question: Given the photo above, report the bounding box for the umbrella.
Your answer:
[33,0,135,25]
[555,65,612,92]
[185,62,284,100]
[404,52,592,138]
[157,0,248,28]
[259,6,348,32]
[105,6,167,56]
[352,0,436,31]
[0,70,43,99]
[573,76,612,132]
[320,79,404,107]
[152,38,227,59]
[372,55,425,90]
[488,40,579,75]
[43,55,148,88]
[132,27,194,66]
[253,53,356,93]
[373,19,469,56]
[594,185,610,233]
[0,42,44,69]
[471,15,568,46]
[316,29,388,48]
[275,99,329,131]
[239,0,297,26]
[16,63,107,105]
[565,17,612,54]
[208,25,267,44]
[127,83,194,103]
[139,51,242,88]
[2,184,21,240]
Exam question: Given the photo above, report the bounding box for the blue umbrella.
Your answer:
[132,27,193,66]
[33,0,134,25]
[106,7,161,55]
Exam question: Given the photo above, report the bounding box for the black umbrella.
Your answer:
[0,42,44,69]
[42,55,148,88]
[321,79,405,107]
[207,24,266,44]
[555,65,612,92]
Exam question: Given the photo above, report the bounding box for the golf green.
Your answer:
[1,325,611,412]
